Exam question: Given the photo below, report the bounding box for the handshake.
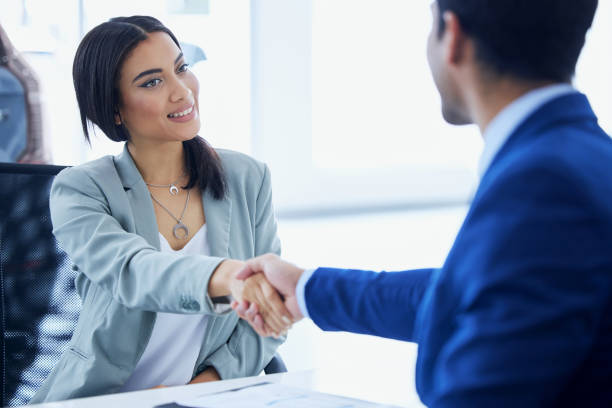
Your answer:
[227,254,305,338]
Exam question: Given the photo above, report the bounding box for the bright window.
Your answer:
[250,0,612,214]
[3,0,611,213]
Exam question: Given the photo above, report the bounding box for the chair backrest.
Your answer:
[0,163,79,406]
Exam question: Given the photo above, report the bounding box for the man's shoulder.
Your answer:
[489,118,612,193]
[514,93,612,176]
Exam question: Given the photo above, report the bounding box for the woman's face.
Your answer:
[116,31,200,144]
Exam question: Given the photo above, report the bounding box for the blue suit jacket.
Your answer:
[305,93,612,407]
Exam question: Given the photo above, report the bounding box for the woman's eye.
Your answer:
[177,63,190,73]
[141,78,162,88]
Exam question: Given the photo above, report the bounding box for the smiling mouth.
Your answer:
[168,105,194,118]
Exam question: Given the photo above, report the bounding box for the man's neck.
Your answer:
[470,79,558,135]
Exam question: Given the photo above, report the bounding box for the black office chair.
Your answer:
[0,163,77,406]
[0,163,285,407]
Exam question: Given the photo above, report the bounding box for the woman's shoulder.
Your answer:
[214,149,273,202]
[53,155,118,194]
[215,148,268,183]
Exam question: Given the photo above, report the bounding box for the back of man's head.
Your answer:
[436,0,598,83]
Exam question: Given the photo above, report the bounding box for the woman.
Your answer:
[31,16,291,403]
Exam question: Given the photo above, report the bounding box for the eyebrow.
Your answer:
[131,52,185,83]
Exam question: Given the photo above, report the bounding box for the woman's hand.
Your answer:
[229,273,293,337]
[208,259,292,336]
[150,367,220,388]
[189,367,221,384]
[232,254,304,336]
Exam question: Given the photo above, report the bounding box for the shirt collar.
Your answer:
[477,83,576,178]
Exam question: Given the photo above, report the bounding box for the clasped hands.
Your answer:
[228,254,305,337]
[154,255,303,388]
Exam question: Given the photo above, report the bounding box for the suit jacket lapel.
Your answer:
[114,144,161,250]
[203,188,232,257]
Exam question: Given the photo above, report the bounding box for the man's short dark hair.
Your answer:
[436,0,598,82]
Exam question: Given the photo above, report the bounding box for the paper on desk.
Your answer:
[170,381,399,408]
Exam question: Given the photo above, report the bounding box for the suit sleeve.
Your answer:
[49,166,225,314]
[428,163,611,407]
[201,163,283,379]
[306,267,434,341]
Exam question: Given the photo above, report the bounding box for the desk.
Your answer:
[27,368,425,407]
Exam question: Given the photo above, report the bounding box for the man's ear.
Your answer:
[442,11,469,66]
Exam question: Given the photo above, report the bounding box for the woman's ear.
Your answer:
[114,110,122,125]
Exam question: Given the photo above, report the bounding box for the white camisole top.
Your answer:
[120,225,211,391]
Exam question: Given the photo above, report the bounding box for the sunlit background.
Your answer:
[2,0,611,405]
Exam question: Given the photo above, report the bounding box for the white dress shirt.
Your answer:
[295,83,577,319]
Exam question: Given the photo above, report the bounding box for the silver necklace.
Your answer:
[150,189,191,239]
[145,175,183,196]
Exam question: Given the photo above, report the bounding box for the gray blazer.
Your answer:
[31,145,283,403]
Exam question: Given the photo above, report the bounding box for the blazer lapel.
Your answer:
[203,188,232,258]
[114,144,161,250]
[113,143,232,255]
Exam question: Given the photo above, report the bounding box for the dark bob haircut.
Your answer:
[72,15,226,199]
[436,0,598,83]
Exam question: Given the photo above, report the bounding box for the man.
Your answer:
[234,0,612,406]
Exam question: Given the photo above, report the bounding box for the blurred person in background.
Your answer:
[0,23,48,163]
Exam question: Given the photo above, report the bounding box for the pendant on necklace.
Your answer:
[170,184,179,195]
[173,222,189,239]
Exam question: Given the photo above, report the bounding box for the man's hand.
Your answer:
[209,259,291,336]
[232,254,305,335]
[229,273,293,337]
